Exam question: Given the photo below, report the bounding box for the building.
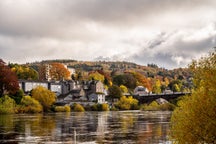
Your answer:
[134,86,149,96]
[19,79,107,104]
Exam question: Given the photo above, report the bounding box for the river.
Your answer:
[0,111,172,144]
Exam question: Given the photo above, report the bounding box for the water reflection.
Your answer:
[0,111,172,144]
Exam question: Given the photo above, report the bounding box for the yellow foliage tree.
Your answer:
[31,86,56,112]
[120,85,128,93]
[88,71,105,82]
[116,96,138,110]
[19,96,42,113]
[170,51,216,144]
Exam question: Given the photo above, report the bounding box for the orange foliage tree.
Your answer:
[50,63,70,80]
[131,72,152,91]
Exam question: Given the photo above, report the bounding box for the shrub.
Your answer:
[55,105,71,112]
[73,103,85,112]
[0,95,16,114]
[91,103,109,111]
[31,86,56,112]
[115,96,139,110]
[141,101,176,111]
[18,96,42,113]
[101,103,109,111]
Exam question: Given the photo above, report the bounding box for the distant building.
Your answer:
[19,79,107,105]
[134,86,149,95]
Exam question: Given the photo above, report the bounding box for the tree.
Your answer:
[108,85,122,100]
[170,51,216,143]
[31,86,56,112]
[50,63,70,80]
[152,79,161,94]
[10,64,38,80]
[132,72,152,91]
[19,96,43,113]
[120,85,128,93]
[115,96,139,110]
[0,59,19,97]
[113,73,137,89]
[0,95,16,114]
[88,71,104,82]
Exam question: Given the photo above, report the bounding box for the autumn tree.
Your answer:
[113,73,137,89]
[108,85,122,100]
[152,79,162,94]
[170,51,216,143]
[10,64,38,80]
[31,86,56,112]
[50,63,70,80]
[0,59,19,97]
[115,96,139,110]
[19,96,43,113]
[132,72,152,91]
[88,71,104,82]
[120,85,128,93]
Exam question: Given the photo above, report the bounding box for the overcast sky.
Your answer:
[0,0,216,69]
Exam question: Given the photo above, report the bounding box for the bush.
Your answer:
[31,86,56,112]
[17,96,42,113]
[55,105,71,112]
[101,103,109,111]
[73,103,85,112]
[91,103,109,111]
[115,96,139,110]
[141,101,176,111]
[0,95,16,114]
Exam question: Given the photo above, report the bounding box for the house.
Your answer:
[88,93,106,104]
[134,86,149,96]
[83,80,106,103]
[57,88,86,103]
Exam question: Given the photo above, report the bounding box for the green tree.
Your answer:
[31,86,56,112]
[0,59,19,97]
[9,89,24,104]
[113,73,136,89]
[108,85,122,100]
[170,51,216,144]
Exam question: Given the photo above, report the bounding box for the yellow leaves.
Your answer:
[170,51,216,144]
[88,71,105,82]
[31,86,56,112]
[18,96,43,113]
[116,96,138,110]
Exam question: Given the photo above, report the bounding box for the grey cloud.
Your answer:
[0,0,216,69]
[129,24,216,68]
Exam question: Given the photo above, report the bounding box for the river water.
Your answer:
[0,111,172,144]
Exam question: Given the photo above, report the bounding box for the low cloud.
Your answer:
[0,0,216,69]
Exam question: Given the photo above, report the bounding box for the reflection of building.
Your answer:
[96,112,108,141]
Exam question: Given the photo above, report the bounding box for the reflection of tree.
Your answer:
[30,114,56,136]
[120,113,136,133]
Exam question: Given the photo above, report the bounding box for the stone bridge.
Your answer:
[133,92,191,104]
